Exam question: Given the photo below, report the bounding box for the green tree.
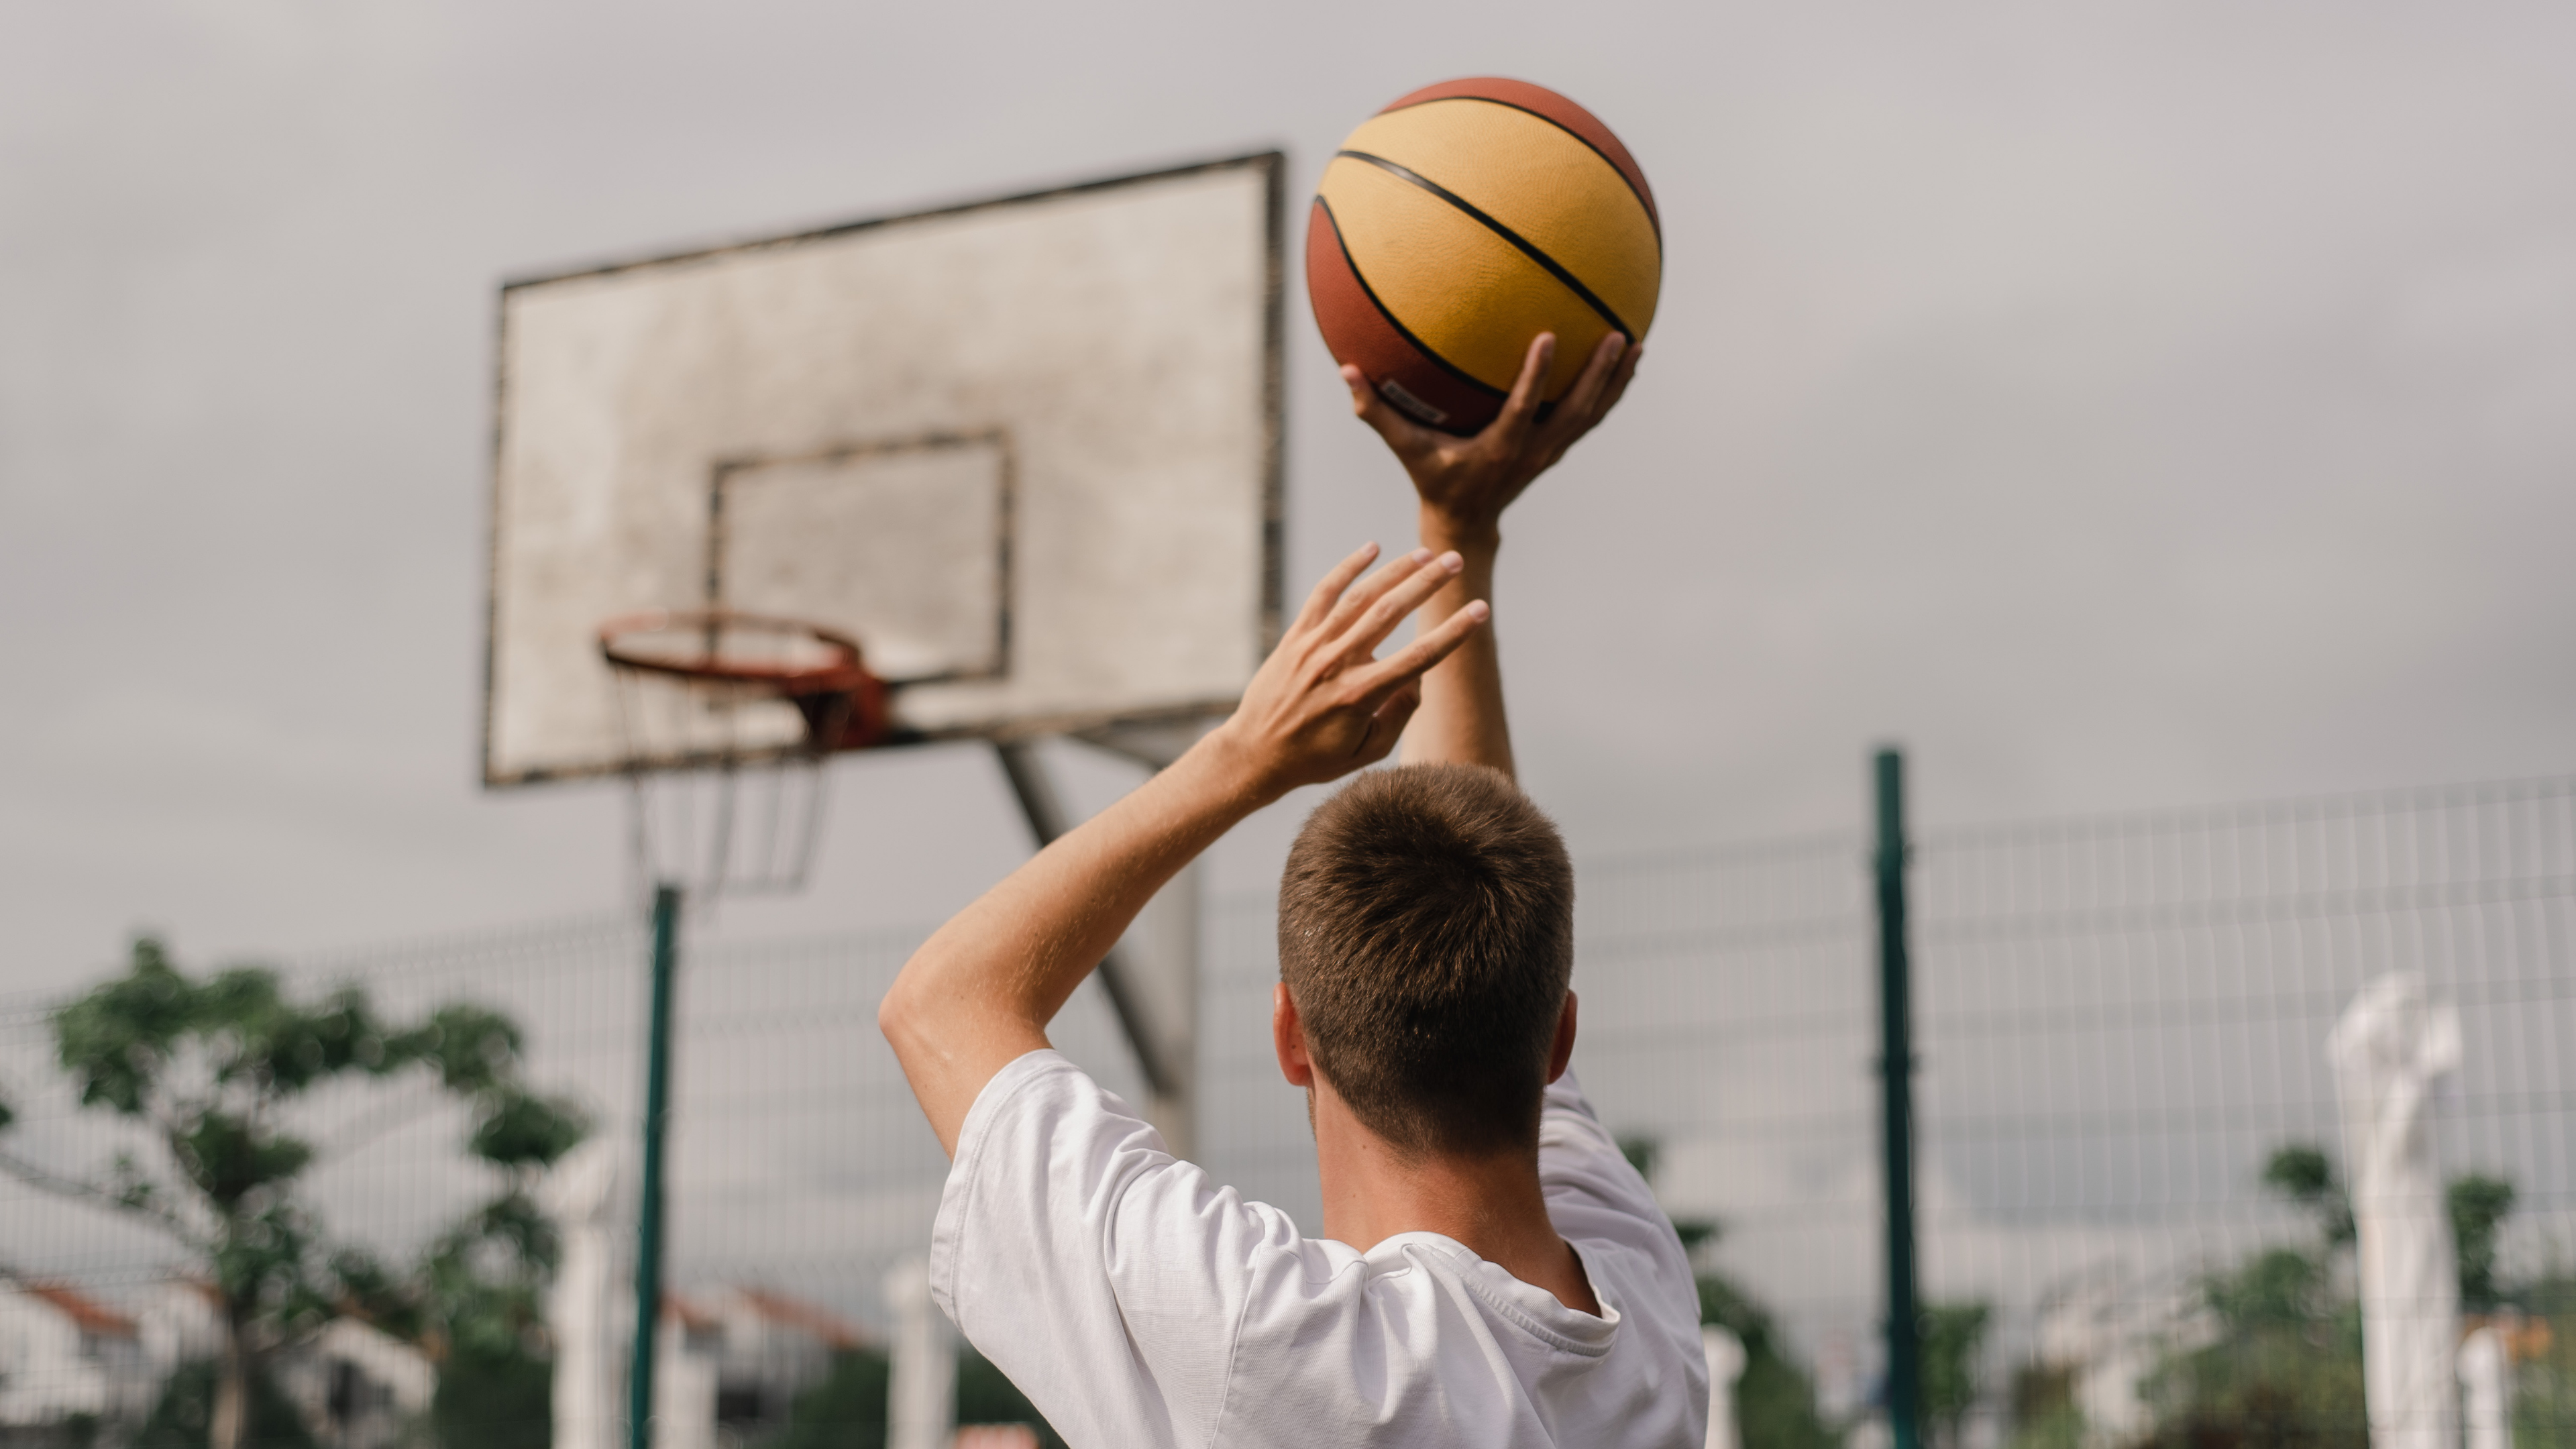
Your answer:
[769,1348,890,1449]
[763,1345,1064,1449]
[2514,1269,2576,1445]
[1621,1134,1843,1449]
[1697,1274,1845,1449]
[2447,1174,2515,1311]
[957,1347,1065,1449]
[0,937,586,1449]
[1920,1301,1991,1449]
[2140,1247,2366,1449]
[2260,1144,2354,1250]
[2129,1142,2369,1448]
[338,1141,582,1449]
[2002,1362,2084,1449]
[2259,1144,2522,1309]
[132,1360,316,1449]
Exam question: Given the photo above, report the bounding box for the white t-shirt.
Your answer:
[930,1050,1709,1448]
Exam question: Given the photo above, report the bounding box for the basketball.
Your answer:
[1308,78,1660,435]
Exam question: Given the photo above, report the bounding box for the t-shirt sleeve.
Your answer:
[930,1050,1295,1449]
[1536,1069,1697,1289]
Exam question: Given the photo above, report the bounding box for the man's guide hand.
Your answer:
[1342,331,1642,545]
[1212,543,1489,800]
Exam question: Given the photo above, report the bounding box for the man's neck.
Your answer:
[1311,1085,1600,1316]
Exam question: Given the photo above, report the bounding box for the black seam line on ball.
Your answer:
[1314,195,1507,402]
[1336,149,1635,341]
[1383,95,1662,242]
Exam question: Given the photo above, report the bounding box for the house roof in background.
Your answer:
[733,1286,868,1350]
[17,1281,139,1338]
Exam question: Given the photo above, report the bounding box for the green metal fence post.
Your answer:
[629,883,681,1449]
[1874,749,1922,1449]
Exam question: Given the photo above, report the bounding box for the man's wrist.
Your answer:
[1187,721,1291,815]
[1417,503,1501,555]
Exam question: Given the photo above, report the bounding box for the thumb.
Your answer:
[1342,366,1423,449]
[1358,685,1423,765]
[1371,680,1421,724]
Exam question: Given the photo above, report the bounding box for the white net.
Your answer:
[602,615,855,898]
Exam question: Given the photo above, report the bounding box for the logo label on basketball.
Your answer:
[1378,378,1448,426]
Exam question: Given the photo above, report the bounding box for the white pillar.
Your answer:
[536,1140,623,1449]
[2330,973,2463,1449]
[886,1255,955,1449]
[651,1308,719,1449]
[1703,1325,1746,1449]
[2458,1324,2511,1449]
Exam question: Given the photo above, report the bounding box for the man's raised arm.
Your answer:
[1340,331,1641,779]
[880,545,1487,1155]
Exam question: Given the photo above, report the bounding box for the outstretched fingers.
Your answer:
[1552,333,1629,432]
[1489,333,1556,445]
[1313,546,1439,642]
[1348,598,1491,712]
[1320,549,1461,661]
[1596,339,1644,417]
[1291,541,1383,637]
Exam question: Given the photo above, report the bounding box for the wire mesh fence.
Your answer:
[3,771,2571,1447]
[1902,776,2576,1447]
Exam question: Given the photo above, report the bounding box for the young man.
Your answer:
[881,331,1706,1446]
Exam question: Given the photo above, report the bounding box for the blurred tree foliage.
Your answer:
[133,1360,317,1449]
[1622,1134,1844,1449]
[2135,1245,2367,1449]
[2002,1362,2084,1449]
[1920,1301,1992,1449]
[2447,1175,2516,1311]
[0,936,586,1449]
[764,1344,1063,1449]
[770,1348,890,1449]
[2004,1142,2542,1449]
[957,1347,1065,1448]
[2514,1270,2576,1445]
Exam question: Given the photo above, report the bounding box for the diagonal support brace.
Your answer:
[992,740,1183,1102]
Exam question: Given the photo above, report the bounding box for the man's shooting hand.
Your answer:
[1209,543,1489,800]
[1343,331,1642,545]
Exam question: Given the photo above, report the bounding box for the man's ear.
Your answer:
[1545,991,1578,1084]
[1273,982,1316,1088]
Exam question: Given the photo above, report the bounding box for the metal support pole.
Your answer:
[628,883,681,1449]
[1873,749,1921,1449]
[991,739,1191,1152]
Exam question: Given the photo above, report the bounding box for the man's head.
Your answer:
[1275,763,1574,1159]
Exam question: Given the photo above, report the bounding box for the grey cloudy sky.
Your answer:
[5,0,2573,998]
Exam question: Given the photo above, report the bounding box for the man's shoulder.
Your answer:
[1221,1233,1707,1448]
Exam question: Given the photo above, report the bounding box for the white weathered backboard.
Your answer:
[484,154,1283,786]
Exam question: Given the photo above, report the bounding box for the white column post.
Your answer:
[1702,1325,1747,1449]
[536,1140,623,1449]
[2458,1324,2511,1449]
[886,1255,955,1449]
[2330,973,2463,1449]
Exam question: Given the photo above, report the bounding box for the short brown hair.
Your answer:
[1277,763,1574,1159]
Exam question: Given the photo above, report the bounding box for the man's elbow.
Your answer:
[878,963,926,1056]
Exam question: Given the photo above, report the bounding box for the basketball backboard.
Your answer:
[483,154,1284,786]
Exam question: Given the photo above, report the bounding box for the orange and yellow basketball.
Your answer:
[1308,78,1661,435]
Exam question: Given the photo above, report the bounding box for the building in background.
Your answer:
[131,1279,223,1386]
[0,1277,151,1437]
[1,1275,435,1449]
[707,1286,867,1428]
[656,1285,873,1448]
[2034,1268,2214,1447]
[273,1316,437,1449]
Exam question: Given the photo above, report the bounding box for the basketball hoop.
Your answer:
[596,610,892,898]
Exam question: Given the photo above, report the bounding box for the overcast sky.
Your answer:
[5,1,2573,998]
